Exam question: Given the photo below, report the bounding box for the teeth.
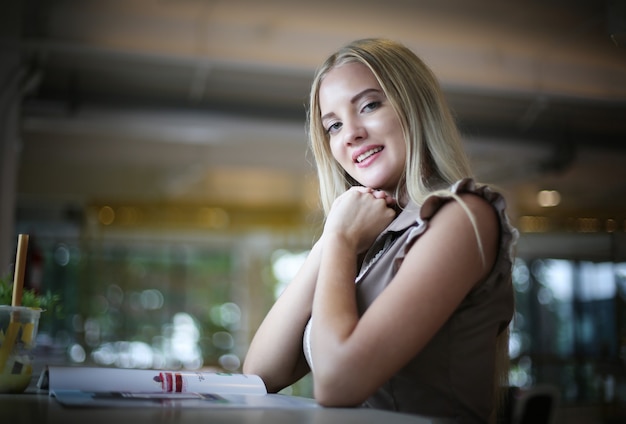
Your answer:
[356,147,382,163]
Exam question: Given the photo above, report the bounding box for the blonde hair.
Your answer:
[307,38,473,214]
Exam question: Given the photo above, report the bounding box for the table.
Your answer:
[2,381,454,424]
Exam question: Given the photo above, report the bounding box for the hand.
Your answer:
[323,187,397,254]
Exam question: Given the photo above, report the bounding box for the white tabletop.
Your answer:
[2,384,454,424]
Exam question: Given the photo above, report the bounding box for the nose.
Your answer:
[342,118,367,145]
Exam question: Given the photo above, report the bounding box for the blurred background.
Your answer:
[1,0,626,422]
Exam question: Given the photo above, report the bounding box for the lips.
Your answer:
[354,146,383,163]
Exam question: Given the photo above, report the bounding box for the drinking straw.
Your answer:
[0,234,29,373]
[12,234,29,306]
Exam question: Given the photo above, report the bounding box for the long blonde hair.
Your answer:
[307,38,473,214]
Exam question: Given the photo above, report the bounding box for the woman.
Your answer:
[243,38,517,424]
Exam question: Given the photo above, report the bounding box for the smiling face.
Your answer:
[319,62,406,194]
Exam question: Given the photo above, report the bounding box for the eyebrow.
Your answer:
[320,88,382,123]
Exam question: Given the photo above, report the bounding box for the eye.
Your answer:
[362,101,381,113]
[326,121,342,135]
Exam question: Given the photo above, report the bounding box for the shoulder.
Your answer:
[424,192,498,244]
[418,179,501,224]
[407,185,501,279]
[400,178,515,266]
[417,183,498,233]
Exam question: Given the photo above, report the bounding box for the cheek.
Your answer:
[388,120,407,156]
[329,138,345,162]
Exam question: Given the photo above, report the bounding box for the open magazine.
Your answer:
[38,366,317,409]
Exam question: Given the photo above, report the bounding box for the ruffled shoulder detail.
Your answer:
[393,179,519,292]
[420,178,506,221]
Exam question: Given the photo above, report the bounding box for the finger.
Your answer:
[384,195,397,206]
[371,190,396,205]
[371,189,386,199]
[351,186,374,194]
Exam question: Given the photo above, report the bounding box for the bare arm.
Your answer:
[310,192,499,406]
[242,239,323,392]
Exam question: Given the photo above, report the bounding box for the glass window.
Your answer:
[511,257,624,407]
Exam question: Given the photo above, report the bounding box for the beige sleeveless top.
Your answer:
[303,179,518,423]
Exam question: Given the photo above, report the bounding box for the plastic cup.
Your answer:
[0,306,42,393]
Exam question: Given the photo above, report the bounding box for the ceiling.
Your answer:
[8,0,626,232]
